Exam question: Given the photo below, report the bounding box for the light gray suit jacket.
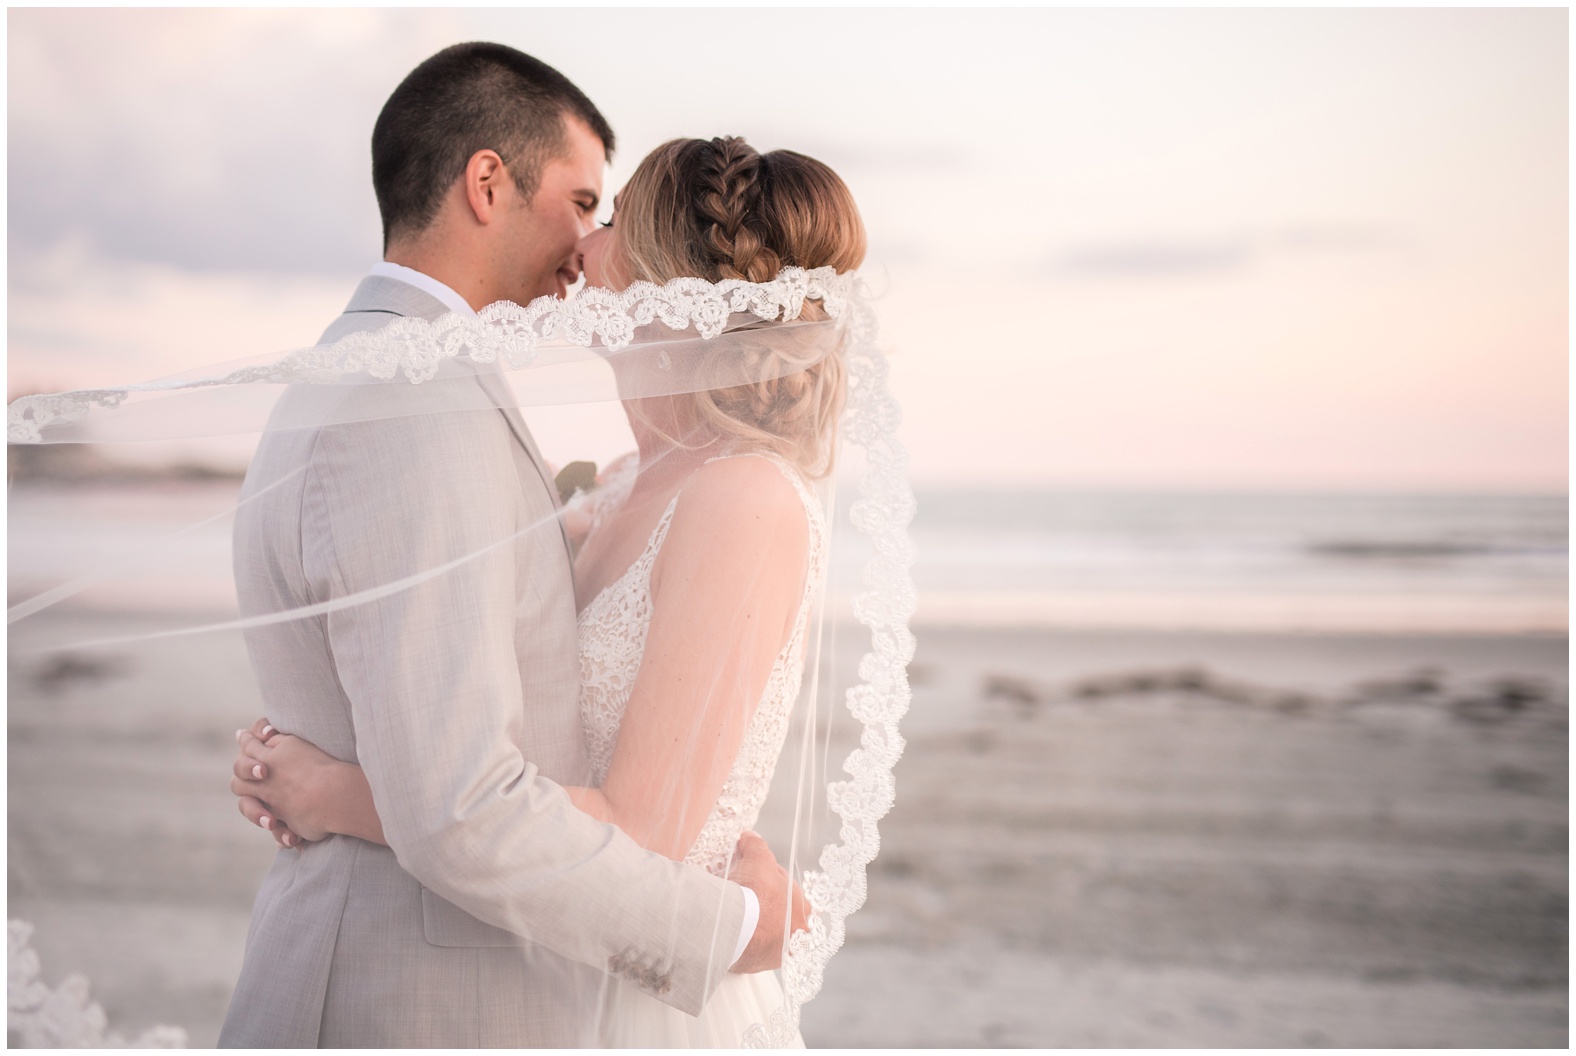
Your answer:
[218,277,745,1047]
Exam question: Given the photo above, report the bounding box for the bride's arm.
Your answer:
[233,735,612,850]
[232,458,809,862]
[587,457,810,861]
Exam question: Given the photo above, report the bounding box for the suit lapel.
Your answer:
[474,369,574,558]
[335,275,573,560]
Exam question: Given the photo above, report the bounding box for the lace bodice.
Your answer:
[576,453,826,875]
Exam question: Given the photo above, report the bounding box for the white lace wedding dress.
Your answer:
[576,453,823,1048]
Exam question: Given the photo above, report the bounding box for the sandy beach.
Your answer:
[798,626,1567,1046]
[8,606,1566,1047]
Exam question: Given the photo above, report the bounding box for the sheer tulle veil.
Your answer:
[8,265,915,1045]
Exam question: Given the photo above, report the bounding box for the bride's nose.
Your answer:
[575,226,607,255]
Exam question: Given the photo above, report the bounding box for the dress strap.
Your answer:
[701,451,825,530]
[646,492,681,555]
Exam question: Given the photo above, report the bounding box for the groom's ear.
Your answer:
[462,149,509,224]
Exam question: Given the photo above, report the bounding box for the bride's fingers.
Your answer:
[235,791,302,850]
[238,729,273,763]
[272,821,302,850]
[233,753,267,783]
[248,716,278,744]
[235,791,275,830]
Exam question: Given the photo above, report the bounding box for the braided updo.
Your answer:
[613,136,866,478]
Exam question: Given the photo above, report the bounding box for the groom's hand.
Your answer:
[729,830,810,974]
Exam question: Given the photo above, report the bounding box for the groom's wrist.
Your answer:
[729,887,759,968]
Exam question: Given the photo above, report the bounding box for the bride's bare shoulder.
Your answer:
[663,454,811,559]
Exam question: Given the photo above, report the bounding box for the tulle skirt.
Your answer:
[593,968,805,1048]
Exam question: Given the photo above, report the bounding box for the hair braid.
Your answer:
[693,137,782,283]
[612,135,865,477]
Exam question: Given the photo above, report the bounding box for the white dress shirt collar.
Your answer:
[368,261,475,317]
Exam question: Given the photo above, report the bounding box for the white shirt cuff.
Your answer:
[730,886,759,967]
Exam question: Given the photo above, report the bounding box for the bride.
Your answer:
[226,134,864,1047]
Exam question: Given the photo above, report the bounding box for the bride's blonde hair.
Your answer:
[612,136,865,478]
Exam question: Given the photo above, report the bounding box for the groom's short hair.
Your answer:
[373,42,615,249]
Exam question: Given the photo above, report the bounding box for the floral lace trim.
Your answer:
[743,283,916,1048]
[7,268,856,443]
[577,493,681,786]
[8,920,186,1047]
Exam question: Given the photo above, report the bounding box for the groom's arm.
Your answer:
[306,398,745,1015]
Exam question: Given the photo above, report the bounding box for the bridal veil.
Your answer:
[8,266,915,1045]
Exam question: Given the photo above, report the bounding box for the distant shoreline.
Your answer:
[7,463,1567,499]
[8,446,244,485]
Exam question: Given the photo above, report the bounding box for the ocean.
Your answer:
[9,481,1569,635]
[849,488,1567,633]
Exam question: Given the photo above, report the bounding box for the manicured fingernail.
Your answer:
[259,815,271,830]
[281,833,294,848]
[235,729,246,743]
[252,764,264,779]
[262,725,275,738]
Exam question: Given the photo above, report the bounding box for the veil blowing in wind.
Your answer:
[9,252,916,1044]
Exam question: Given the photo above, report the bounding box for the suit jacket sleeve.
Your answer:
[303,395,745,1015]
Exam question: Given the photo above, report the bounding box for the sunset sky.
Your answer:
[8,7,1567,491]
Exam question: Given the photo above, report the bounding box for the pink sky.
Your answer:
[8,8,1567,491]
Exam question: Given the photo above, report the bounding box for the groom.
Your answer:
[220,43,796,1047]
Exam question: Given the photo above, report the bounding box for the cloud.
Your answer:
[1043,224,1414,279]
[1056,240,1252,277]
[8,10,461,276]
[9,10,995,283]
[1264,225,1415,253]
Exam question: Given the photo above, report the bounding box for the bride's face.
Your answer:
[575,199,631,291]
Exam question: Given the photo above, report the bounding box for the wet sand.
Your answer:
[8,611,1567,1047]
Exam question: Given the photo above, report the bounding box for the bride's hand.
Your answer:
[230,718,340,844]
[562,452,639,551]
[231,719,303,849]
[561,503,595,551]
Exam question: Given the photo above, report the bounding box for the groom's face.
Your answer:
[502,115,607,303]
